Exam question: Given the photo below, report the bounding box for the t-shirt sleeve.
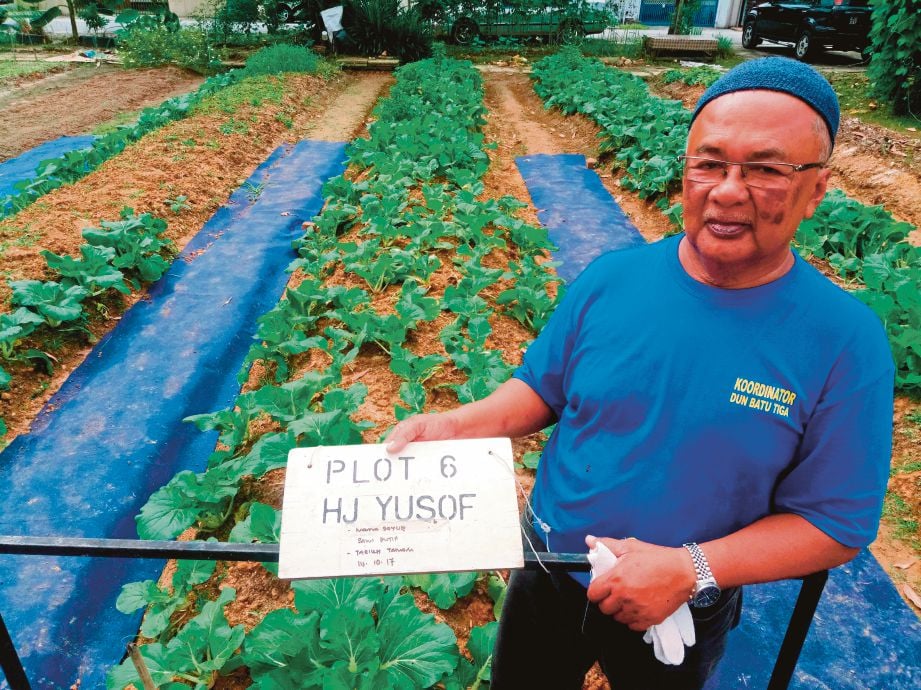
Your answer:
[512,267,596,419]
[772,326,895,548]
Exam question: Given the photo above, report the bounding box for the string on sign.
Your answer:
[488,449,553,574]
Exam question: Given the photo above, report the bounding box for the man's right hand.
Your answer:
[383,379,555,454]
[385,413,459,453]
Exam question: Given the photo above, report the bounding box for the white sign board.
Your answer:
[278,437,524,579]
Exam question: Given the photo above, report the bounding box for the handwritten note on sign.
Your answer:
[278,437,524,579]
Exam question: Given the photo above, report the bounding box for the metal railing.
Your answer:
[0,535,827,690]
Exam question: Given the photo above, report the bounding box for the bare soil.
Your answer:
[0,63,204,161]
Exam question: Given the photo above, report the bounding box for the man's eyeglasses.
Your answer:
[678,155,826,190]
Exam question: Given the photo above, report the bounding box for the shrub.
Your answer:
[214,0,261,35]
[715,34,733,59]
[661,65,720,87]
[867,0,920,117]
[117,25,223,74]
[244,43,319,76]
[343,0,432,62]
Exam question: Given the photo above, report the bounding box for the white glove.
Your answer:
[588,539,696,666]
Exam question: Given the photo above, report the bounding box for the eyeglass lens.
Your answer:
[682,158,795,190]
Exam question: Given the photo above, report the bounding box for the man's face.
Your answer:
[681,90,831,287]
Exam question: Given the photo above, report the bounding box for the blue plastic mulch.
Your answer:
[0,139,348,689]
[516,152,921,689]
[515,153,645,282]
[0,136,97,198]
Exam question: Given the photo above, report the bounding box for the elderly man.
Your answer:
[386,58,894,689]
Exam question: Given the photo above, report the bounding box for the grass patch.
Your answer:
[192,74,287,116]
[883,491,921,549]
[0,60,62,83]
[824,72,921,136]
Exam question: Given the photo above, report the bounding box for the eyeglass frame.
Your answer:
[677,154,827,187]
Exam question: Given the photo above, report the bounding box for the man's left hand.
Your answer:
[585,535,697,631]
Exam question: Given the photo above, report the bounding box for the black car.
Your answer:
[742,0,873,61]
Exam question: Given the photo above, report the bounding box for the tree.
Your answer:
[22,0,77,43]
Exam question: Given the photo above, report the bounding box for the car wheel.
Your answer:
[275,3,292,24]
[557,19,585,45]
[794,31,816,61]
[451,18,479,46]
[741,22,761,49]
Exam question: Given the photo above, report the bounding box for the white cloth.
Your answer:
[587,540,696,665]
[319,6,343,33]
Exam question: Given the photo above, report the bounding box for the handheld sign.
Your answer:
[278,437,524,579]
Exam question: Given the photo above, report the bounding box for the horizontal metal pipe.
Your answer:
[0,535,591,571]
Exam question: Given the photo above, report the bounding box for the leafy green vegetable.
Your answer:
[108,587,244,689]
[41,245,129,296]
[8,280,88,328]
[136,468,240,540]
[403,572,478,609]
[0,308,45,358]
[116,549,217,639]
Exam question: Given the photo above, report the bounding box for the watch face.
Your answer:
[693,585,721,608]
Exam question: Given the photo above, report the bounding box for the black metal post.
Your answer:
[766,569,829,690]
[0,535,590,571]
[0,607,30,690]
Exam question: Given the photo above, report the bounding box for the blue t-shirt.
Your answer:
[514,234,894,584]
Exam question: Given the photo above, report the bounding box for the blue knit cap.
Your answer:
[692,57,840,145]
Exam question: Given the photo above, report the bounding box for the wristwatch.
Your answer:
[683,542,721,608]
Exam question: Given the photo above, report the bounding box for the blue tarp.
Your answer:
[515,152,921,689]
[0,139,348,689]
[0,136,97,198]
[515,153,645,282]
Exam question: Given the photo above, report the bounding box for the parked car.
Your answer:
[447,2,612,45]
[741,0,873,61]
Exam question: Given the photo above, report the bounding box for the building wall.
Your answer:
[168,0,214,17]
[715,0,746,28]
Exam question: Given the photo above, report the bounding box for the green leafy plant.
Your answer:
[117,24,222,74]
[867,0,921,117]
[0,308,45,359]
[241,577,459,687]
[661,65,721,87]
[9,280,88,328]
[343,0,433,62]
[166,194,191,213]
[108,587,244,688]
[41,245,129,296]
[115,553,218,639]
[244,42,320,76]
[81,210,174,287]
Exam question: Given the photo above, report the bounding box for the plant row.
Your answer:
[0,70,244,221]
[532,47,690,216]
[530,50,920,396]
[797,190,921,393]
[110,52,561,689]
[0,209,174,436]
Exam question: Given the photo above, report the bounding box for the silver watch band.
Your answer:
[683,542,715,582]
